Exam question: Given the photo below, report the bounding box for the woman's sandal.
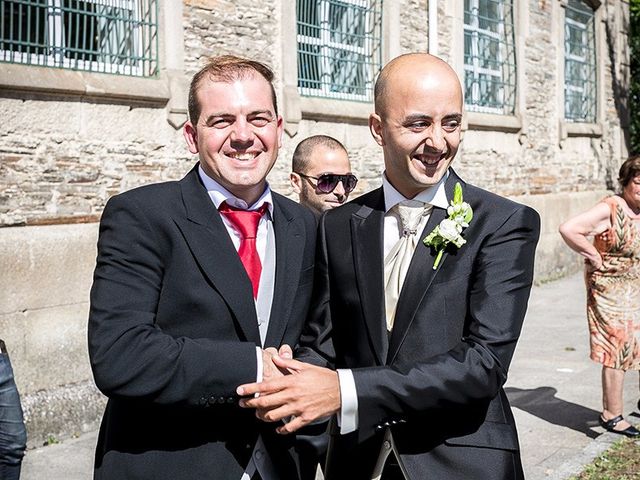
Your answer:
[599,415,640,438]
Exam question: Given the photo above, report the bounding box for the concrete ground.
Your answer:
[20,273,640,479]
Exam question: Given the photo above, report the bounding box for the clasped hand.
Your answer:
[238,345,341,434]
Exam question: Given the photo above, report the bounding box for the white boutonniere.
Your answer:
[423,182,473,270]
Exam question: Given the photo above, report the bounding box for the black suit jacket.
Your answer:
[298,170,540,480]
[88,164,316,479]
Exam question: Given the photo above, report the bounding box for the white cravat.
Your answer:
[384,202,432,330]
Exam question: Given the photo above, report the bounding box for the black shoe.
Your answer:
[599,415,640,438]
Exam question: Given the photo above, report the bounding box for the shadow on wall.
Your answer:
[505,386,600,439]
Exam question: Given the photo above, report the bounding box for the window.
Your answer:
[296,0,382,102]
[0,0,158,77]
[564,0,596,122]
[463,0,516,114]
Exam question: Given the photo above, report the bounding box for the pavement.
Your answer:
[20,273,640,480]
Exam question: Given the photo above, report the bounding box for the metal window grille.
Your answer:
[463,0,517,114]
[0,0,158,77]
[297,0,382,102]
[564,0,596,122]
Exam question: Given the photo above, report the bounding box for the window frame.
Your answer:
[0,0,158,78]
[282,0,389,133]
[562,0,597,123]
[463,0,517,116]
[0,0,188,127]
[296,0,382,103]
[557,0,603,142]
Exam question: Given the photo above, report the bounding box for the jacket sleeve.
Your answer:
[351,205,540,433]
[88,193,258,407]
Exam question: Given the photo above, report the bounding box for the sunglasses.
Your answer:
[296,173,358,194]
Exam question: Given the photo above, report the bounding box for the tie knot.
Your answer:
[219,201,268,239]
[394,202,430,237]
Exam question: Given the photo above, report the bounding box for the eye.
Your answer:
[442,120,460,132]
[407,121,429,131]
[209,118,232,128]
[251,117,270,127]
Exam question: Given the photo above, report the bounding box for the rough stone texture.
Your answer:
[0,0,629,447]
[182,0,279,76]
[399,0,429,54]
[22,381,105,449]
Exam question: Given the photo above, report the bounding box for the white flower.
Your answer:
[423,182,473,269]
[439,219,460,241]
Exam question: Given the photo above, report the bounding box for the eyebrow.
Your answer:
[404,113,462,122]
[202,110,275,126]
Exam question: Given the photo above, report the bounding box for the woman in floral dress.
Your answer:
[560,155,640,437]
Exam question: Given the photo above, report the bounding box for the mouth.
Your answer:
[413,153,445,167]
[225,151,261,162]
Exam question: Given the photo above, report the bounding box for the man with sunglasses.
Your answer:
[290,135,357,217]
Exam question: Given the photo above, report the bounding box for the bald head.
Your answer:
[374,53,463,115]
[369,53,463,198]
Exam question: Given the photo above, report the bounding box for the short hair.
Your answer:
[187,55,278,125]
[292,135,348,173]
[618,154,640,189]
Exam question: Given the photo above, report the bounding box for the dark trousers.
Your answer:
[0,343,27,480]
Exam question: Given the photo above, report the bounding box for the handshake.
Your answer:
[235,346,341,434]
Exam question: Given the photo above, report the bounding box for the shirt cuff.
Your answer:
[255,346,263,383]
[336,369,358,434]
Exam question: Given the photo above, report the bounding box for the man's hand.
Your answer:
[262,345,293,381]
[237,356,341,434]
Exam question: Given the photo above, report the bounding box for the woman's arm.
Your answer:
[559,202,612,268]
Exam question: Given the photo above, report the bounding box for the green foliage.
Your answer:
[631,0,640,154]
[570,436,640,480]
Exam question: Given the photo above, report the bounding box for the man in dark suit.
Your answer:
[88,55,316,479]
[238,53,540,479]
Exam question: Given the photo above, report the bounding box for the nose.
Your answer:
[230,119,255,146]
[425,125,446,152]
[333,180,346,198]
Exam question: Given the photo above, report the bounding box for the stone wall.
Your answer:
[0,0,629,446]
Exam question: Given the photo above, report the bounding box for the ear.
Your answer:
[369,113,384,146]
[276,115,284,149]
[290,172,303,194]
[183,121,199,154]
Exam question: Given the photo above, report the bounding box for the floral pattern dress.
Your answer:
[587,196,640,370]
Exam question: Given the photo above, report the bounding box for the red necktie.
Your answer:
[219,201,269,299]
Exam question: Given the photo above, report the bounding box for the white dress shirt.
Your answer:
[336,171,450,435]
[198,166,278,480]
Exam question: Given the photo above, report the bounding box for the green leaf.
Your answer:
[464,209,473,223]
[453,182,463,204]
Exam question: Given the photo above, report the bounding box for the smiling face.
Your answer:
[370,54,463,199]
[183,73,283,205]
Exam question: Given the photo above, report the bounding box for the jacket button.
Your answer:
[208,396,217,405]
[199,397,207,406]
[227,397,235,404]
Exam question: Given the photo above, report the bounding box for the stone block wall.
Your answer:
[0,0,629,446]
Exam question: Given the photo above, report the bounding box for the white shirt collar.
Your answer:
[198,165,274,216]
[382,170,450,213]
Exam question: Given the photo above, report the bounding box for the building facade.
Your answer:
[0,0,630,445]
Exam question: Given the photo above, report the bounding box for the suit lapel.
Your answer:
[387,172,461,363]
[264,197,305,347]
[351,189,387,365]
[174,167,261,344]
